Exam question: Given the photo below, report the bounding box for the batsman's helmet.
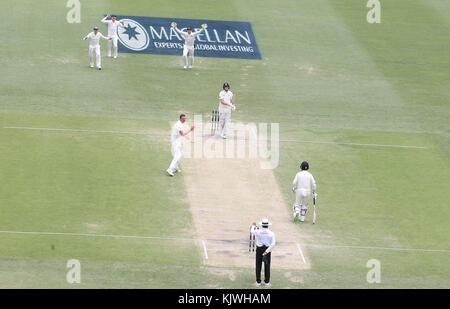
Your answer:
[301,161,309,170]
[93,26,99,30]
[187,26,192,30]
[223,82,230,89]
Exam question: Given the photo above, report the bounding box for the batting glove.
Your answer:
[171,22,177,28]
[202,23,208,29]
[313,192,318,199]
[292,187,296,193]
[231,104,236,111]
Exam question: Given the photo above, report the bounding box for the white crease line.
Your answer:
[0,230,196,241]
[296,243,307,264]
[0,230,448,253]
[4,126,427,149]
[202,240,209,259]
[300,243,450,253]
[279,139,427,149]
[3,126,149,135]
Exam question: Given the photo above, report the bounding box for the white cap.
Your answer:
[260,218,272,227]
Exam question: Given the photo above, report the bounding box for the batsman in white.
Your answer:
[82,26,111,70]
[218,82,236,139]
[101,14,124,58]
[171,22,207,69]
[166,114,195,177]
[292,161,317,222]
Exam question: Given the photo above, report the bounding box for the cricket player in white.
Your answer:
[166,114,195,177]
[101,14,124,58]
[218,82,236,139]
[171,22,207,69]
[83,26,111,70]
[292,161,317,222]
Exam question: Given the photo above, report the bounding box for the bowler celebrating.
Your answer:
[83,26,111,70]
[166,114,195,177]
[171,22,207,69]
[101,14,124,58]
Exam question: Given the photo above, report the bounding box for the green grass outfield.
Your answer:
[0,0,448,288]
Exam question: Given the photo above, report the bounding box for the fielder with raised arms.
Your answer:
[171,22,207,69]
[292,161,317,222]
[101,14,124,58]
[166,114,195,177]
[83,26,111,70]
[218,82,236,139]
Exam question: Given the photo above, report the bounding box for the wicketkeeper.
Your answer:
[171,22,207,69]
[292,161,317,222]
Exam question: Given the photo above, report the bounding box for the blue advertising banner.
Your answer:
[112,15,261,60]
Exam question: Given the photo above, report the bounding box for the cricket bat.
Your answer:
[313,198,317,224]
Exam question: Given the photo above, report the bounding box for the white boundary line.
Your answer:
[202,240,209,260]
[296,243,307,264]
[280,139,427,149]
[3,126,149,135]
[1,230,448,253]
[3,126,427,149]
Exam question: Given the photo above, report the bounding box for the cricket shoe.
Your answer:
[221,135,227,139]
[90,65,94,68]
[166,169,174,177]
[114,56,117,59]
[183,66,187,69]
[264,282,271,287]
[188,65,192,69]
[175,168,181,173]
[254,282,261,287]
[300,216,305,222]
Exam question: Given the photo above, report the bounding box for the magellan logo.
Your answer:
[116,15,261,60]
[118,19,149,51]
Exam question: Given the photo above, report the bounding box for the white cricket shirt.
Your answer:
[293,170,317,192]
[171,120,184,146]
[175,28,204,48]
[252,228,276,253]
[85,32,108,47]
[101,17,123,37]
[218,90,234,112]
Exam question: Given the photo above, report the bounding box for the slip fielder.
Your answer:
[166,114,195,177]
[218,82,236,139]
[292,161,317,222]
[82,26,111,70]
[101,14,124,58]
[171,22,207,69]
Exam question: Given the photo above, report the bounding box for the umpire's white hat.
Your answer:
[260,218,272,227]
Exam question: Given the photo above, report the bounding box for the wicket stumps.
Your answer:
[211,109,219,135]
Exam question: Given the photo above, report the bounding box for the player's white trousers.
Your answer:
[89,45,101,68]
[108,36,119,57]
[294,189,310,217]
[168,143,182,172]
[219,109,231,137]
[183,45,195,67]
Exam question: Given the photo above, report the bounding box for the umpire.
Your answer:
[251,218,276,286]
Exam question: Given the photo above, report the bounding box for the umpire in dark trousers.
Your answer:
[251,218,276,286]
